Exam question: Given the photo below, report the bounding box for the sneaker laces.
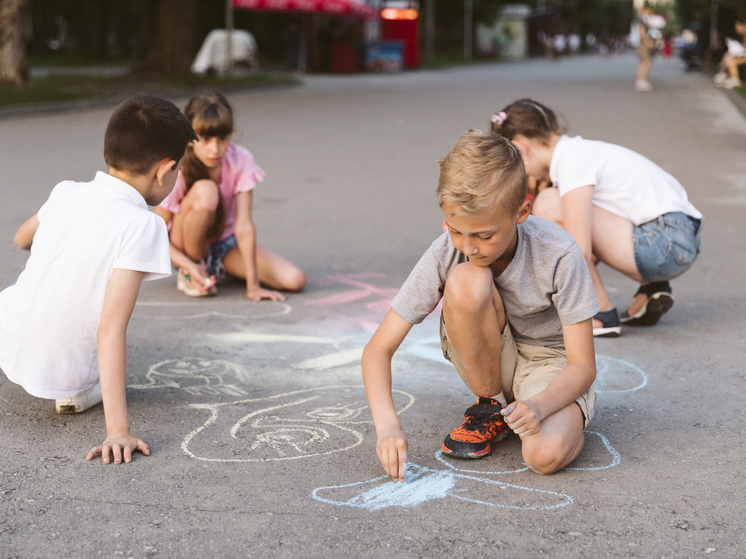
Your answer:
[461,401,505,431]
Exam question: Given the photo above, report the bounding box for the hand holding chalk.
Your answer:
[376,426,408,483]
[501,400,541,438]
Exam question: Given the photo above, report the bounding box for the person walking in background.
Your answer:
[490,99,703,337]
[714,21,746,89]
[155,93,306,301]
[635,3,656,91]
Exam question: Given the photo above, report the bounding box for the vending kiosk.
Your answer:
[380,1,420,68]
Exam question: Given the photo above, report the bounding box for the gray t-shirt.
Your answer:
[390,216,599,347]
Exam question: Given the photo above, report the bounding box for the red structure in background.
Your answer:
[380,8,420,68]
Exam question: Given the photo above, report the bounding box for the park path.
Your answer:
[1,54,746,558]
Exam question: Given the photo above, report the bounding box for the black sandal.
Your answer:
[593,308,621,337]
[620,281,674,326]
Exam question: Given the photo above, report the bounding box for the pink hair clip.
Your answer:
[491,111,507,126]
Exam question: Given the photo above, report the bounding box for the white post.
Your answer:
[464,0,473,60]
[226,0,234,77]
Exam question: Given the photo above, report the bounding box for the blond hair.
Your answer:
[437,130,526,216]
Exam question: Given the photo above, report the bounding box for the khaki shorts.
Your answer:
[440,316,595,428]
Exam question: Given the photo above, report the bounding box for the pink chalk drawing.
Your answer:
[304,274,443,333]
[305,274,400,312]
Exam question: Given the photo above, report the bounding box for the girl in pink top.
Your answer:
[155,93,306,301]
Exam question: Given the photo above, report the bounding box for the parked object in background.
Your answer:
[476,4,530,59]
[365,41,404,72]
[192,29,258,76]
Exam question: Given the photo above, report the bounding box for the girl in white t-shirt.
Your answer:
[155,93,306,301]
[490,99,702,336]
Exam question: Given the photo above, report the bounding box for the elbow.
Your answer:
[234,222,255,241]
[13,231,29,250]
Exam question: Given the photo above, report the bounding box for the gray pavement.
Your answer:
[1,54,746,558]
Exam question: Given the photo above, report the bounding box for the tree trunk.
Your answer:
[0,0,26,86]
[138,0,197,75]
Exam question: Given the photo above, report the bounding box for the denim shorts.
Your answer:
[206,234,238,277]
[632,212,702,283]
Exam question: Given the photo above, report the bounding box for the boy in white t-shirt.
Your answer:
[0,95,197,465]
[490,99,702,337]
[363,131,598,481]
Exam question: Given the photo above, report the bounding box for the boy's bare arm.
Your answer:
[86,268,150,465]
[14,214,40,250]
[503,319,596,437]
[362,309,413,482]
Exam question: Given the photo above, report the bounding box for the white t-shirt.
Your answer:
[549,135,702,226]
[0,172,171,399]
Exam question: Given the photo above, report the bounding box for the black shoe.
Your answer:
[620,282,674,326]
[593,308,621,337]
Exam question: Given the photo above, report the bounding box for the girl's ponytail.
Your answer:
[490,99,564,142]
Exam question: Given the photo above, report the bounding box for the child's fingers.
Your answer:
[136,440,151,456]
[396,447,407,482]
[387,447,401,481]
[86,446,102,461]
[101,445,111,464]
[113,444,123,464]
[124,445,133,464]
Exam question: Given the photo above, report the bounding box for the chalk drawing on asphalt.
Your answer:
[128,358,251,397]
[304,273,400,313]
[434,430,620,475]
[181,385,415,462]
[594,355,648,393]
[311,463,573,511]
[133,300,292,320]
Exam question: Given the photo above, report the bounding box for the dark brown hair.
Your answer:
[104,95,197,175]
[181,93,234,240]
[437,130,527,216]
[489,99,565,143]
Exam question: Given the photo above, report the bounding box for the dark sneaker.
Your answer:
[620,281,674,326]
[593,308,621,337]
[441,397,510,459]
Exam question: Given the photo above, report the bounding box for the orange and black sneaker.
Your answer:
[441,397,510,459]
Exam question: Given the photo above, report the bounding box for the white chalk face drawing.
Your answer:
[181,386,414,462]
[129,358,252,397]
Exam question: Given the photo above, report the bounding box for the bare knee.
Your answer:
[285,269,307,292]
[443,262,495,312]
[532,187,562,225]
[522,432,583,475]
[522,438,566,475]
[187,180,220,213]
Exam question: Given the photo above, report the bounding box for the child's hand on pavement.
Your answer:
[502,400,541,438]
[246,286,286,302]
[376,427,408,482]
[86,433,151,464]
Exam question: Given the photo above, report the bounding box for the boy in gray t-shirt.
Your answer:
[362,131,599,480]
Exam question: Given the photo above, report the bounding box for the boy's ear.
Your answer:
[516,199,531,224]
[154,158,177,186]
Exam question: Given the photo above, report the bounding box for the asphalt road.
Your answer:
[1,54,745,558]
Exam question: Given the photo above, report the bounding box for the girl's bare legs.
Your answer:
[533,188,644,318]
[637,57,651,83]
[169,180,220,261]
[222,246,306,292]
